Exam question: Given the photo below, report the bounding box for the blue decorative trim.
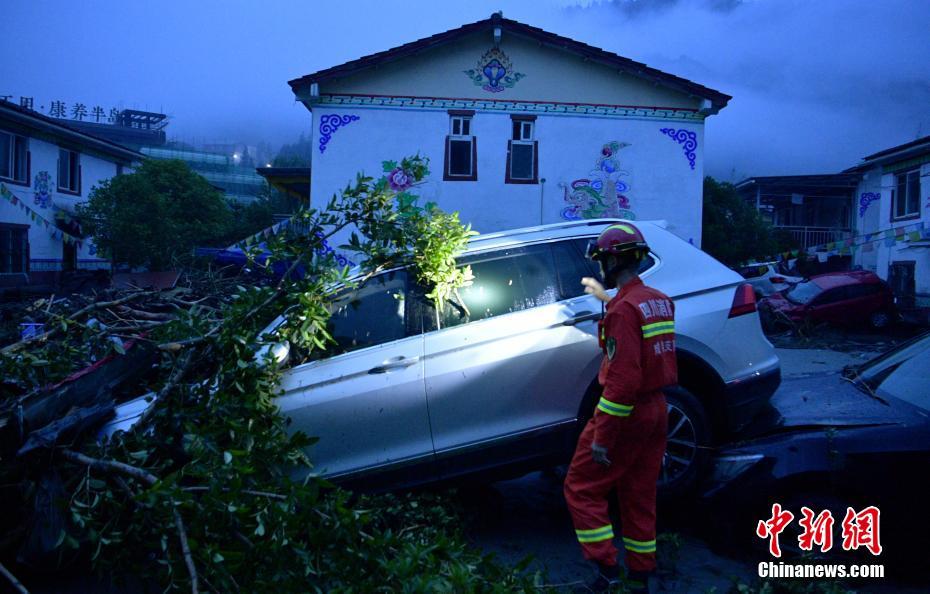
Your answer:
[659,128,698,169]
[314,231,356,267]
[859,192,880,217]
[317,95,704,121]
[318,114,360,154]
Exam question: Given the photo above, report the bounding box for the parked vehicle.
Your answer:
[704,331,930,560]
[736,261,802,297]
[759,270,897,330]
[104,219,781,495]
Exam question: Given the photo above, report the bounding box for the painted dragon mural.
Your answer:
[560,142,635,221]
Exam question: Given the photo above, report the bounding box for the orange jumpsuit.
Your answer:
[564,276,678,572]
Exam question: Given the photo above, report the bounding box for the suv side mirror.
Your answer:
[254,341,291,368]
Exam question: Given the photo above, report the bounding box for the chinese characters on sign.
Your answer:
[756,503,882,558]
[1,95,122,124]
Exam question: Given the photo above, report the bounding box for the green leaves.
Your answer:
[80,159,234,270]
[17,153,537,594]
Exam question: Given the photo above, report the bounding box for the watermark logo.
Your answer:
[756,503,882,557]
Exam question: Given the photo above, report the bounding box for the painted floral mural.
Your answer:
[33,171,53,209]
[464,48,525,93]
[560,142,635,221]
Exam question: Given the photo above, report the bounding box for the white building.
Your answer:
[287,13,729,251]
[849,135,930,322]
[1,100,142,293]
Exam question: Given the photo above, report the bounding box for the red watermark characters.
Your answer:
[756,504,882,558]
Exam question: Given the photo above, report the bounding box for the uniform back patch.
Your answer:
[606,337,617,360]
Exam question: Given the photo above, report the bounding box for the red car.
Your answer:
[761,270,897,330]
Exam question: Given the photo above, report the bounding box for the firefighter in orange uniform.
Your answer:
[564,223,677,593]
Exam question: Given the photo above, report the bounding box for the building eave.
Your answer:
[845,137,930,173]
[288,14,731,113]
[0,101,145,164]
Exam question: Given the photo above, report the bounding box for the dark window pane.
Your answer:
[512,121,521,140]
[443,246,559,327]
[553,240,593,299]
[510,143,534,180]
[461,118,470,135]
[449,139,472,176]
[69,152,79,191]
[0,226,27,274]
[13,136,27,181]
[0,228,9,273]
[452,119,461,135]
[58,149,70,189]
[0,132,10,179]
[327,271,407,353]
[572,239,600,276]
[11,229,24,273]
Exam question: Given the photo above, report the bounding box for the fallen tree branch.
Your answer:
[1,291,152,355]
[173,508,200,594]
[182,486,287,500]
[59,449,200,594]
[0,561,30,594]
[115,305,176,322]
[59,449,158,486]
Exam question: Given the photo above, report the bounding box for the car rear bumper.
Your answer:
[722,364,781,433]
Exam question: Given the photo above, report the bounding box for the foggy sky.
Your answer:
[2,0,928,180]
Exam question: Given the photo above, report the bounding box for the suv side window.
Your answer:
[327,269,408,354]
[553,239,595,299]
[442,245,559,328]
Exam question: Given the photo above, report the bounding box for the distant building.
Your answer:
[65,109,168,150]
[0,100,142,293]
[735,174,859,251]
[847,136,930,323]
[287,12,730,254]
[739,135,930,323]
[141,146,267,204]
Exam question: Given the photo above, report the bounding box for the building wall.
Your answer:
[309,105,706,252]
[854,162,930,310]
[1,131,124,287]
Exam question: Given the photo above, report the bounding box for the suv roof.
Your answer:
[465,218,666,253]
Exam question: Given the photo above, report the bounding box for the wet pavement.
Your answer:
[463,356,929,592]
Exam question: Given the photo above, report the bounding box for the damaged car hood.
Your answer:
[746,373,910,439]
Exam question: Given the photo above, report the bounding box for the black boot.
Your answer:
[574,562,620,593]
[624,570,652,594]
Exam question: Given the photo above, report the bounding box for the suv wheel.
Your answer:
[659,386,711,499]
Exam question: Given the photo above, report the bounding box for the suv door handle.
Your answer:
[368,356,419,374]
[563,310,602,326]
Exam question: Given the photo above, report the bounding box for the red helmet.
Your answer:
[588,223,648,261]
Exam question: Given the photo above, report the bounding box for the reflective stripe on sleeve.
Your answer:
[641,320,674,339]
[597,397,633,417]
[576,524,614,543]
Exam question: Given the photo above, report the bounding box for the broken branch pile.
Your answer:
[0,156,534,593]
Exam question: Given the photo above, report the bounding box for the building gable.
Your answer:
[290,14,729,116]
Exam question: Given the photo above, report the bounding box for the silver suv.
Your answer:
[103,219,780,493]
[267,219,781,494]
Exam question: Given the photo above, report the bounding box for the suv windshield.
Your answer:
[784,280,823,304]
